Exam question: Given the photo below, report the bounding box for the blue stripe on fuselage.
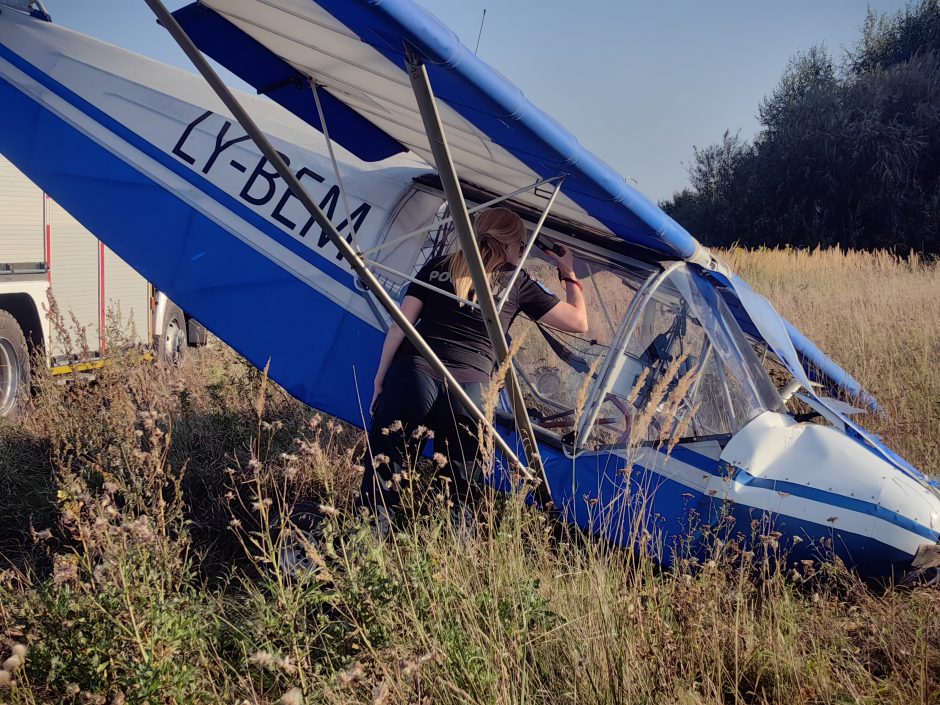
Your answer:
[0,42,365,298]
[657,443,938,542]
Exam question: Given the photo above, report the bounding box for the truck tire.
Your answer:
[0,310,30,419]
[158,303,187,366]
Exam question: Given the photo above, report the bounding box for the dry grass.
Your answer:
[0,247,937,704]
[723,247,940,476]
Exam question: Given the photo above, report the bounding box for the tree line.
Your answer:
[661,1,940,253]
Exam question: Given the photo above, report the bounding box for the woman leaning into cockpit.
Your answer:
[360,206,588,532]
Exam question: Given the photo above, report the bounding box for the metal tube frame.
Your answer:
[309,77,359,241]
[358,173,564,258]
[406,49,553,507]
[574,261,684,451]
[143,0,534,480]
[496,177,564,313]
[363,258,479,309]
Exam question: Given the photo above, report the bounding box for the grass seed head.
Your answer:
[280,687,303,705]
[371,680,389,705]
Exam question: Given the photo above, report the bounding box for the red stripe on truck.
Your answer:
[45,223,51,283]
[99,242,106,353]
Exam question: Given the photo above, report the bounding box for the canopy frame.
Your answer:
[358,173,565,258]
[574,262,682,452]
[496,177,564,314]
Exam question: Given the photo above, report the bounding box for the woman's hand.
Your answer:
[544,243,576,278]
[538,243,588,334]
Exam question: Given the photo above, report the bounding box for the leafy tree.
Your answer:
[662,1,940,253]
[849,0,940,74]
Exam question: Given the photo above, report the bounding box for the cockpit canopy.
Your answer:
[508,253,783,451]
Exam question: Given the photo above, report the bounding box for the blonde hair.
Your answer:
[448,207,525,304]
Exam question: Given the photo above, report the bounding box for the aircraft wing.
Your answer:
[172,0,701,262]
[173,0,875,408]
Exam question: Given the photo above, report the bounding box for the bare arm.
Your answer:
[538,245,589,334]
[371,295,423,412]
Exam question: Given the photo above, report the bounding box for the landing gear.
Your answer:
[267,501,327,577]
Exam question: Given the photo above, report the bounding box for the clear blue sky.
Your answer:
[43,0,909,202]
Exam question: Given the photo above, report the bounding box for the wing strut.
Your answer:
[142,0,536,485]
[406,48,554,508]
[358,173,564,258]
[309,77,360,244]
[496,177,564,313]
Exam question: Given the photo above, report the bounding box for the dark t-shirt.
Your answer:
[400,255,559,383]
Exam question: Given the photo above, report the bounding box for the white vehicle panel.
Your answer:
[47,199,100,356]
[103,246,149,346]
[0,154,45,264]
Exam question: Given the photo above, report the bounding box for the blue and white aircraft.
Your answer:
[0,0,937,581]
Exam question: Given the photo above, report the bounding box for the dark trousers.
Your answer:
[360,356,485,521]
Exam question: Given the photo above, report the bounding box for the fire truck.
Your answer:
[0,154,205,417]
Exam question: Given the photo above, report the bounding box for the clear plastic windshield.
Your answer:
[509,254,649,447]
[511,259,782,451]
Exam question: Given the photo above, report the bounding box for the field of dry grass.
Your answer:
[0,247,937,704]
[724,247,940,477]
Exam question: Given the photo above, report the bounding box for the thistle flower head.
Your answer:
[337,661,365,686]
[372,680,389,705]
[278,655,298,675]
[319,504,340,519]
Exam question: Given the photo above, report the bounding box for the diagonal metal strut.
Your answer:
[406,49,554,508]
[143,0,535,481]
[496,177,564,314]
[358,174,564,258]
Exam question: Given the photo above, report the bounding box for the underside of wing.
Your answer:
[173,0,700,262]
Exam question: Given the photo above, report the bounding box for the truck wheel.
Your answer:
[0,310,30,419]
[158,303,187,366]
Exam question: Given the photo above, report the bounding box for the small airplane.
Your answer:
[0,0,937,582]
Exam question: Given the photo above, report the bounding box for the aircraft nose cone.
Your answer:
[720,412,940,579]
